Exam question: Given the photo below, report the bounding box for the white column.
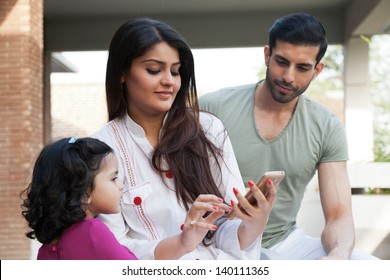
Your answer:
[344,37,374,162]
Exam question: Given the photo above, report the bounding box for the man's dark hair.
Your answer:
[268,13,328,64]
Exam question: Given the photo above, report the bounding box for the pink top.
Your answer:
[37,218,138,260]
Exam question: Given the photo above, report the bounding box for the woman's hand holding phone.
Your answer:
[231,177,278,249]
[227,171,284,219]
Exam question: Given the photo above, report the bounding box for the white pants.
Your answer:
[263,227,379,260]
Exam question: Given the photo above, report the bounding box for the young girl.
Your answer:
[21,137,138,260]
[93,17,276,260]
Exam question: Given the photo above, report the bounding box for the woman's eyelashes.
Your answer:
[147,68,160,75]
[171,70,180,76]
[146,68,180,76]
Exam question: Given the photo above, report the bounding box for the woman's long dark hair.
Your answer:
[20,137,113,244]
[106,18,226,244]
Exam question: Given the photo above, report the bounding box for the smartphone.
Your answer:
[227,171,285,218]
[243,171,285,206]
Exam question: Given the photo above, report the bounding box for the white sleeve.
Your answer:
[215,219,262,259]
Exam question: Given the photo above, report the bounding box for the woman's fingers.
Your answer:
[190,195,232,216]
[230,187,249,218]
[204,209,225,224]
[265,179,277,202]
[194,194,222,203]
[191,201,218,212]
[184,195,230,231]
[232,179,273,218]
[188,212,223,231]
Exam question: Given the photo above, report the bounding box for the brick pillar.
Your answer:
[0,0,44,259]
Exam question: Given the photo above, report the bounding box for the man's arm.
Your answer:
[318,161,355,259]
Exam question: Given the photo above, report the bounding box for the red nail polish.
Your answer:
[231,200,235,206]
[248,180,255,187]
[233,187,239,195]
[212,206,218,211]
[217,197,223,203]
[212,225,218,230]
[267,179,272,186]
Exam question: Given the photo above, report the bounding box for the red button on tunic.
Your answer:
[133,196,142,205]
[165,170,173,179]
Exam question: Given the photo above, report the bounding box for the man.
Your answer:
[199,13,377,259]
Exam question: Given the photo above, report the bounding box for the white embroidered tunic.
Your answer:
[93,112,262,259]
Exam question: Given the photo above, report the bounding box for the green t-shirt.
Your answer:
[199,83,349,248]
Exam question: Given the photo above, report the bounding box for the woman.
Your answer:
[93,17,276,260]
